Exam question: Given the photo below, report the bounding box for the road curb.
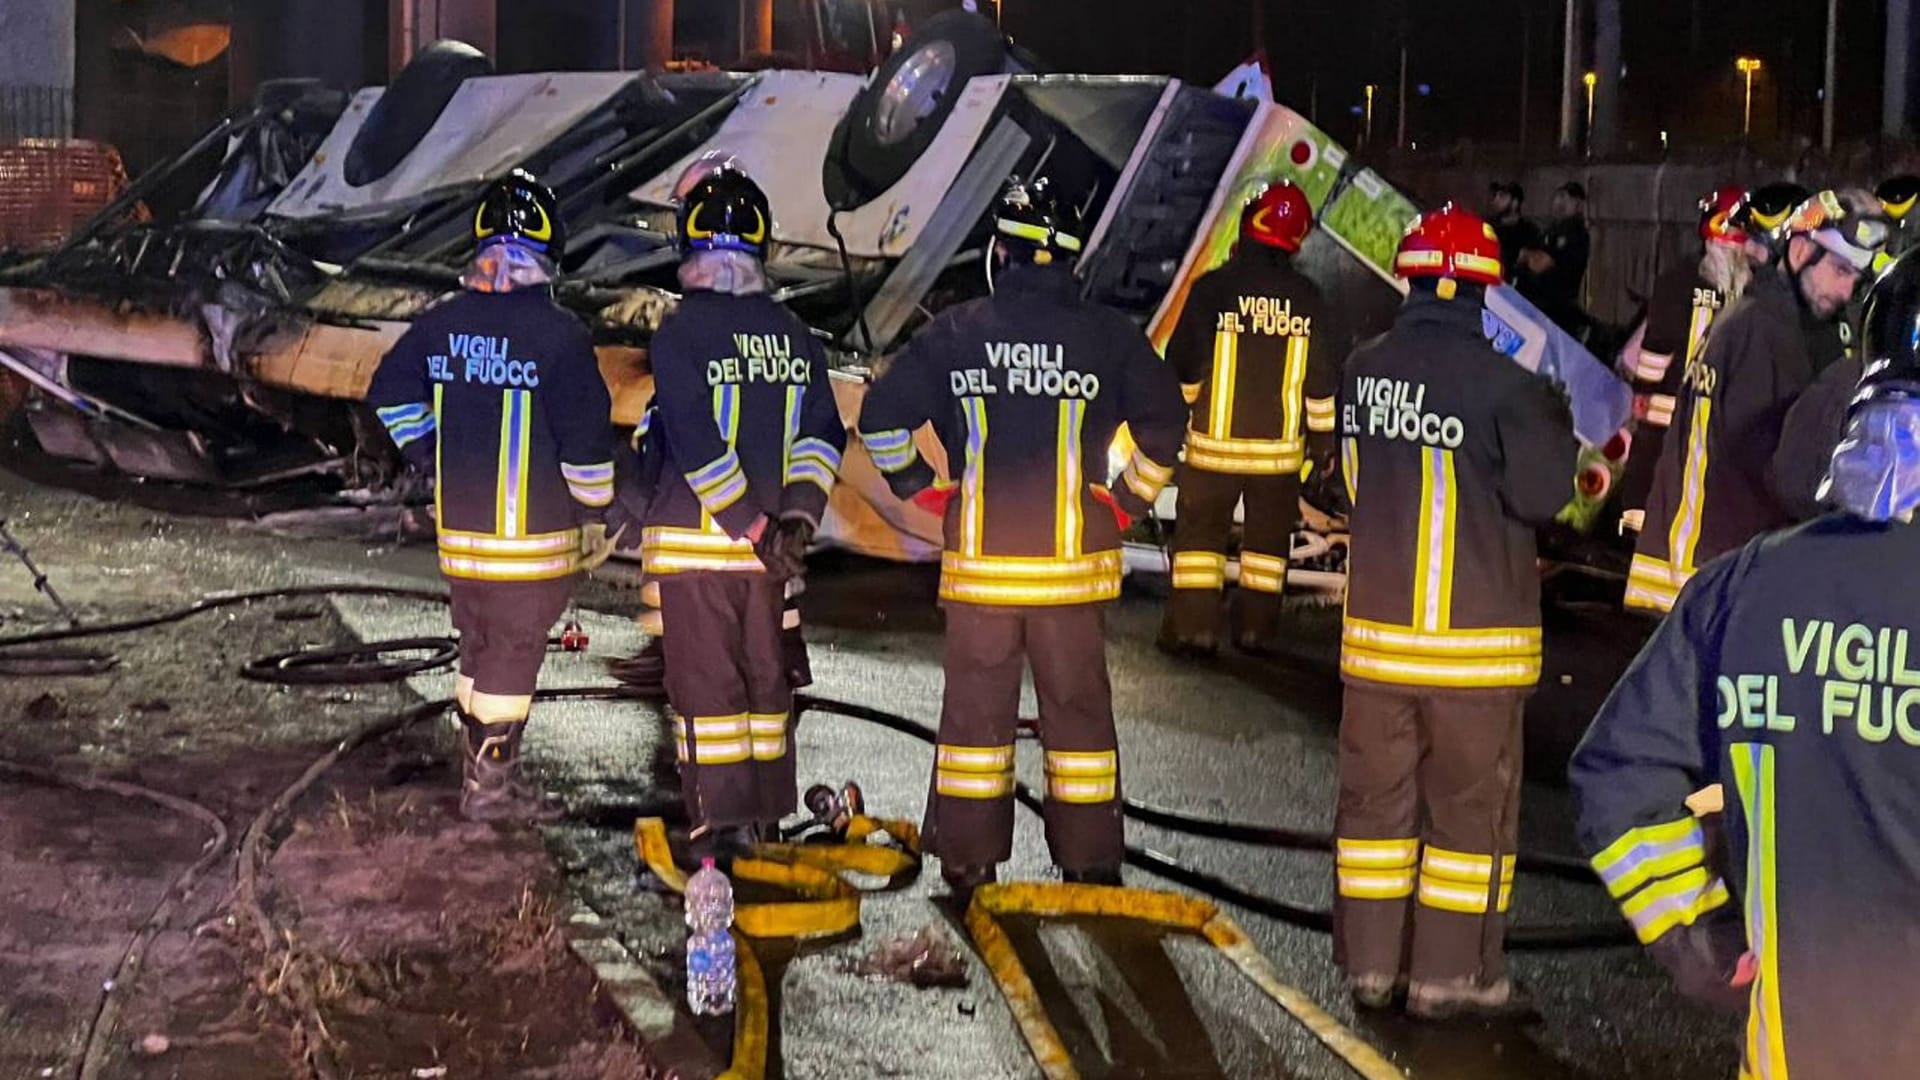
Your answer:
[560,900,726,1080]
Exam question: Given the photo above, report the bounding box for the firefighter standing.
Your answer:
[1570,253,1920,1079]
[369,171,617,822]
[1879,174,1919,261]
[1333,206,1579,1018]
[1617,185,1748,531]
[856,180,1186,893]
[642,166,846,847]
[1624,189,1890,613]
[1158,182,1344,656]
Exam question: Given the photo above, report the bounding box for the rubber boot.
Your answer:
[1061,866,1123,887]
[459,717,566,824]
[1406,977,1538,1022]
[1347,973,1405,1012]
[941,861,997,906]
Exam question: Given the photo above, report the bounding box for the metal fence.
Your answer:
[0,83,74,142]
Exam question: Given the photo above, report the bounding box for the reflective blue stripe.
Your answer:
[377,402,430,425]
[787,460,836,490]
[792,437,843,470]
[862,428,913,452]
[388,416,437,448]
[688,451,743,493]
[562,461,615,483]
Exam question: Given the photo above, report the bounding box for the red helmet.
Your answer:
[1393,203,1503,286]
[1699,184,1748,246]
[1241,181,1313,252]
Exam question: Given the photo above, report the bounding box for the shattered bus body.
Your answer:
[0,13,1628,586]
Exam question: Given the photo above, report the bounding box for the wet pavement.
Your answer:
[0,467,1741,1079]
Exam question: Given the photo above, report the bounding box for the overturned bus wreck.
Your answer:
[0,12,1629,587]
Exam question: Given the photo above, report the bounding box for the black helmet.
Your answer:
[677,166,772,260]
[994,178,1084,265]
[474,169,564,259]
[1878,174,1920,223]
[1852,251,1920,414]
[1734,181,1811,244]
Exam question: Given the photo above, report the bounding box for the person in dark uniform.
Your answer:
[1625,189,1890,613]
[641,166,846,850]
[1571,252,1920,1079]
[1158,181,1346,656]
[1517,181,1592,335]
[856,179,1187,896]
[369,170,617,822]
[1333,205,1579,1019]
[1878,174,1919,261]
[1617,185,1748,532]
[1485,181,1539,283]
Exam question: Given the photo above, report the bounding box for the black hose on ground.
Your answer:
[0,585,1633,952]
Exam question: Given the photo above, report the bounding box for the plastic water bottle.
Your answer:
[684,858,736,1015]
[686,926,737,1016]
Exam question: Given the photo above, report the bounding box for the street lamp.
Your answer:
[1363,83,1377,146]
[1736,56,1763,139]
[1583,70,1596,132]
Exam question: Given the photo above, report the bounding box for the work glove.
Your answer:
[910,480,958,519]
[604,500,648,553]
[747,514,794,580]
[773,517,815,580]
[1089,486,1133,532]
[579,521,627,572]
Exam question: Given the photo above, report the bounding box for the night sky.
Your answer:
[1004,0,1893,153]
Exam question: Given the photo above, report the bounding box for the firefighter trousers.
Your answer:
[449,574,577,721]
[1163,466,1298,648]
[658,573,795,832]
[1333,682,1526,989]
[927,603,1122,875]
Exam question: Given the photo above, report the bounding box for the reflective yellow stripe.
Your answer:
[1417,875,1512,915]
[935,743,1017,800]
[1340,648,1541,689]
[1590,816,1710,899]
[1044,749,1116,775]
[1338,867,1416,899]
[1123,449,1174,502]
[1208,329,1237,437]
[433,383,445,526]
[962,397,988,558]
[1239,551,1287,594]
[1056,399,1085,558]
[749,712,789,761]
[673,713,753,765]
[1172,551,1227,590]
[1282,334,1309,442]
[1046,747,1120,806]
[1422,847,1515,885]
[1670,396,1712,575]
[438,529,577,556]
[1341,436,1358,505]
[1412,447,1458,632]
[1618,866,1732,945]
[1341,618,1542,660]
[1686,299,1716,367]
[938,550,1123,607]
[641,525,763,575]
[1635,349,1674,382]
[1732,743,1788,1078]
[1646,393,1677,427]
[936,771,1014,799]
[1184,428,1305,475]
[937,744,1015,772]
[1335,837,1420,869]
[1305,395,1337,434]
[1624,552,1682,612]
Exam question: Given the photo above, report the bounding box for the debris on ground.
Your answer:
[844,926,970,989]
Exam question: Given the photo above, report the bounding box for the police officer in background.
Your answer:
[1617,185,1748,532]
[856,179,1186,896]
[1517,181,1591,335]
[1159,181,1344,657]
[369,171,618,822]
[1625,190,1890,614]
[1571,252,1920,1079]
[1879,174,1919,260]
[1334,205,1578,1019]
[641,166,846,852]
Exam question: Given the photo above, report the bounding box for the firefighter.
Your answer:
[1624,189,1890,613]
[1570,251,1920,1078]
[1878,174,1919,261]
[1617,185,1748,532]
[1158,181,1344,657]
[855,179,1186,894]
[368,170,618,823]
[1333,205,1579,1019]
[642,165,846,849]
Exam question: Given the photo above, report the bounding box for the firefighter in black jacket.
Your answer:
[369,171,617,822]
[1571,253,1920,1079]
[1333,205,1579,1019]
[1879,174,1919,261]
[856,179,1186,894]
[1159,181,1344,656]
[1626,189,1890,613]
[1618,185,1748,530]
[643,167,846,848]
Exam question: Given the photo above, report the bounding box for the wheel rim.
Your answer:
[872,40,958,147]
